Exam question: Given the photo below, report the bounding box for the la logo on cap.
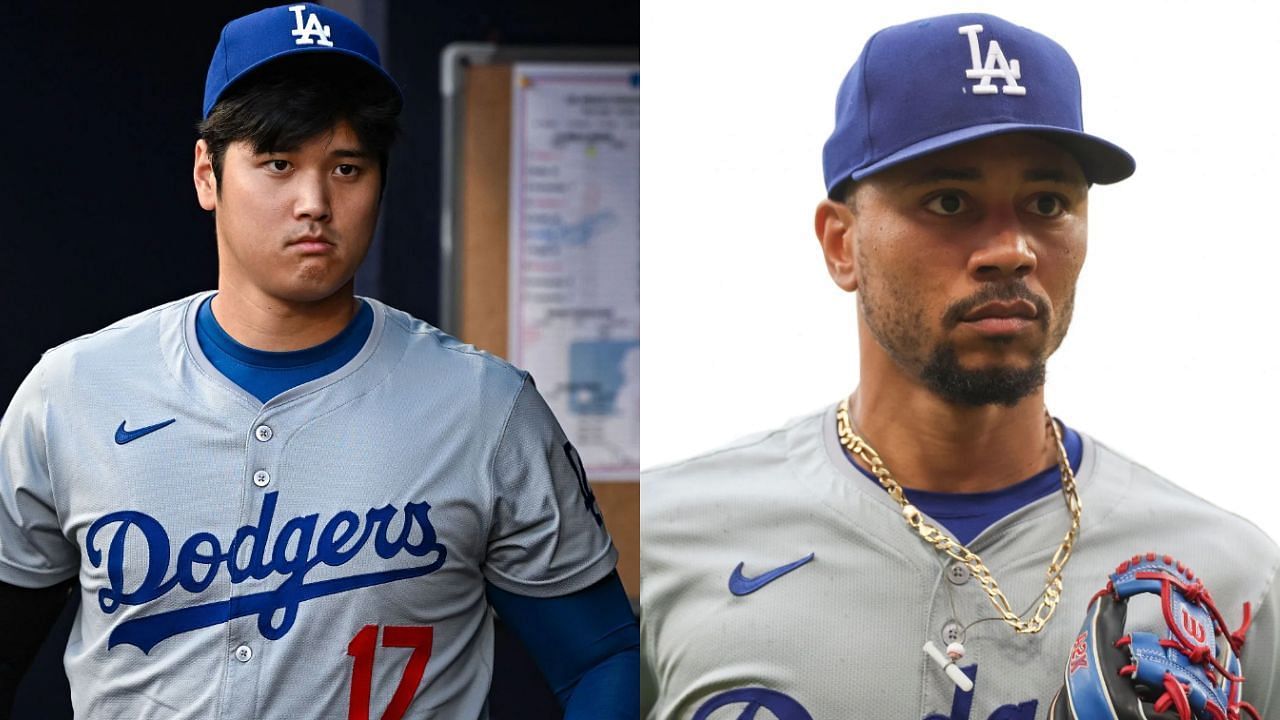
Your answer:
[289,4,333,47]
[958,24,1024,96]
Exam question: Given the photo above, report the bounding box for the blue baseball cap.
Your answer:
[203,3,401,119]
[822,13,1134,192]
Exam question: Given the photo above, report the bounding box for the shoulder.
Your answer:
[1090,435,1275,545]
[642,409,824,518]
[1084,434,1280,604]
[372,300,525,380]
[642,411,813,480]
[33,295,196,386]
[367,298,531,410]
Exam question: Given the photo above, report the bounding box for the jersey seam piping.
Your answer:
[0,555,77,586]
[273,314,411,457]
[260,320,397,409]
[1252,530,1280,618]
[237,297,392,409]
[483,541,617,595]
[35,360,69,545]
[485,374,531,551]
[642,425,791,476]
[171,292,262,413]
[39,297,185,357]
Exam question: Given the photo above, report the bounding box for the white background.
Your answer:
[641,1,1280,540]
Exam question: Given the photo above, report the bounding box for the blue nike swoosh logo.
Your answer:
[115,419,176,445]
[728,553,815,596]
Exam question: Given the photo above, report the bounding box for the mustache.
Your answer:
[942,283,1051,328]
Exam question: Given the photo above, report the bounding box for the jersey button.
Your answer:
[252,470,271,488]
[234,645,253,662]
[946,562,970,585]
[254,425,273,442]
[942,621,964,645]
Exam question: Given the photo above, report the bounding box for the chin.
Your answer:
[955,338,1049,365]
[951,351,1036,371]
[267,279,353,305]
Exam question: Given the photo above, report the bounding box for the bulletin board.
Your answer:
[441,44,640,597]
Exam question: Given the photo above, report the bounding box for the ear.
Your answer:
[193,139,218,211]
[814,199,859,292]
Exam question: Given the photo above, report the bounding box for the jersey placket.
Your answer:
[921,558,990,715]
[218,409,288,719]
[919,518,1066,719]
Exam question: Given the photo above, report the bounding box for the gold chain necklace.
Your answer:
[835,397,1082,634]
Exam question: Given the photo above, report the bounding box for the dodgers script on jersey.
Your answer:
[0,292,617,719]
[641,406,1280,719]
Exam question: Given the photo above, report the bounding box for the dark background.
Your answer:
[0,1,637,717]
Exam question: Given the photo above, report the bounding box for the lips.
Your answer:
[961,300,1038,322]
[287,234,334,253]
[957,299,1042,336]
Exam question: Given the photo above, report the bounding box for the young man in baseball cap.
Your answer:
[642,13,1279,718]
[0,5,637,718]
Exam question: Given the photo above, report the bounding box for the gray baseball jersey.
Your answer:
[0,291,617,720]
[641,404,1280,719]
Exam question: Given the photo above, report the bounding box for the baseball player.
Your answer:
[0,5,637,719]
[641,13,1279,720]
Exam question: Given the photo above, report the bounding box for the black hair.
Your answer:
[197,54,401,193]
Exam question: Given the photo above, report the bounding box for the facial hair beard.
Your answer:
[917,344,1047,407]
[858,262,1068,407]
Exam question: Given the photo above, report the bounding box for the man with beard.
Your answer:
[640,13,1280,719]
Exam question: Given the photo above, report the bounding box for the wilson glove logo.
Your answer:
[85,491,447,653]
[1181,609,1207,643]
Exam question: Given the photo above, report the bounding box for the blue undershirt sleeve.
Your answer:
[486,570,639,719]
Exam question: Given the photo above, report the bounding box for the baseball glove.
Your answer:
[1050,553,1259,720]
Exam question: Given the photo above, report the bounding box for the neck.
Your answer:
[851,345,1058,495]
[210,281,358,352]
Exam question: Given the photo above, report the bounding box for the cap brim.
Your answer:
[848,123,1135,186]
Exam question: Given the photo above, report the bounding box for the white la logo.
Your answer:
[289,5,334,47]
[957,24,1025,96]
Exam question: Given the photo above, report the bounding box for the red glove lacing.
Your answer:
[1110,555,1260,720]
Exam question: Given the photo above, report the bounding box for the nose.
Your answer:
[293,170,332,223]
[968,214,1036,280]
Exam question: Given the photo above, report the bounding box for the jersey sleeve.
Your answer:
[0,360,78,588]
[483,375,617,597]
